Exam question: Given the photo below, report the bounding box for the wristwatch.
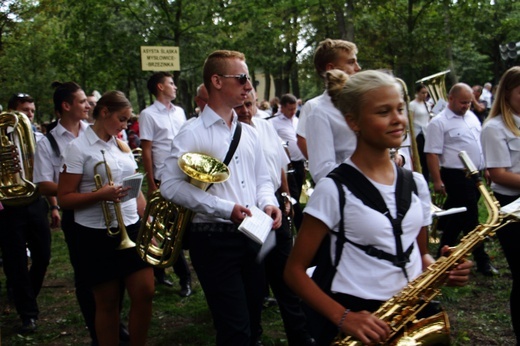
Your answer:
[281,192,296,205]
[50,205,60,211]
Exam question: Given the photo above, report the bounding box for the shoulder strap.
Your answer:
[328,163,418,281]
[45,132,60,157]
[222,122,242,166]
[205,122,242,192]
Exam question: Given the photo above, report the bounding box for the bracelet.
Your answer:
[338,308,350,331]
[50,205,60,211]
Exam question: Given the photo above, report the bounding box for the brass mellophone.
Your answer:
[0,111,39,206]
[332,151,519,346]
[93,149,136,250]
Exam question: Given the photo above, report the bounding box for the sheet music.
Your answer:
[238,205,273,244]
[500,197,520,218]
[121,173,144,202]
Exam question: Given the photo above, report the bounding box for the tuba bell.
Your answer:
[415,70,451,105]
[136,152,230,268]
[0,111,39,206]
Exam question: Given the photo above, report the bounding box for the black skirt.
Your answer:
[73,220,149,287]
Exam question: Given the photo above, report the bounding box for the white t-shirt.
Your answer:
[61,126,139,229]
[139,100,186,180]
[304,159,431,301]
[409,99,431,137]
[481,114,520,196]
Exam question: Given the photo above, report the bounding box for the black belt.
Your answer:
[191,223,239,233]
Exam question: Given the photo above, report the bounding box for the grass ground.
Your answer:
[0,190,516,345]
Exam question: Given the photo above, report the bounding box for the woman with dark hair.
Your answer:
[409,83,432,182]
[481,66,520,344]
[58,91,154,345]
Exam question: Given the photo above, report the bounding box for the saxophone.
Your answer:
[333,151,519,346]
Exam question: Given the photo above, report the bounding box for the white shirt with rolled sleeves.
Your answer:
[305,91,357,182]
[159,106,278,224]
[33,121,89,184]
[139,100,186,180]
[481,114,520,196]
[251,118,290,189]
[60,126,139,228]
[424,107,484,170]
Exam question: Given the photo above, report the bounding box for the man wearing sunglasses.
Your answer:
[160,50,282,346]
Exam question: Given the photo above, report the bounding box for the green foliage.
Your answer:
[1,0,519,118]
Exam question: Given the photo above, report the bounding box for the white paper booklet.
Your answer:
[238,205,273,244]
[500,197,520,219]
[121,173,144,202]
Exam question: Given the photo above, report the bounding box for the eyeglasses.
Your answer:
[217,74,251,85]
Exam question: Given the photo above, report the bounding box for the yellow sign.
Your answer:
[140,46,180,71]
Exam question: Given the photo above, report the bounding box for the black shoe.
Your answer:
[156,278,174,287]
[19,318,37,334]
[179,283,192,297]
[477,262,499,276]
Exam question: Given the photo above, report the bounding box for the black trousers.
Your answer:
[416,133,430,183]
[61,209,97,343]
[288,160,305,230]
[154,251,192,286]
[493,192,520,343]
[189,225,264,346]
[437,168,489,264]
[262,192,311,345]
[0,196,51,321]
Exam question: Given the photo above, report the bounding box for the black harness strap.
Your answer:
[328,163,417,281]
[45,132,60,158]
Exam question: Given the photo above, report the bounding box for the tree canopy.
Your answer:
[1,0,518,123]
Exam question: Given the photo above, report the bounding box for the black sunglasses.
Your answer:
[217,74,251,85]
[14,93,31,99]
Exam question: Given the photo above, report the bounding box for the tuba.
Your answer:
[93,150,136,250]
[416,70,451,104]
[0,111,38,206]
[332,151,519,346]
[136,153,230,268]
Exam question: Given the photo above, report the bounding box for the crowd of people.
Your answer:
[0,38,519,346]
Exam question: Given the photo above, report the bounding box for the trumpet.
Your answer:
[93,150,136,250]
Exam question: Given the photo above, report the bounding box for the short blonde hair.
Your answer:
[314,39,358,78]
